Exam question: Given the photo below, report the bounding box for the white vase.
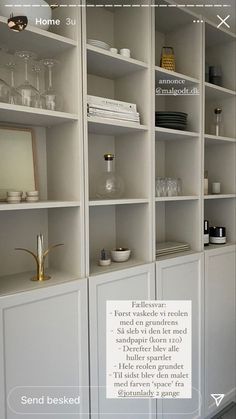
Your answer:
[0,0,52,31]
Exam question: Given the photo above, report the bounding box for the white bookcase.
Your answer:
[204,20,236,249]
[82,2,153,276]
[0,1,235,418]
[0,3,85,295]
[0,0,234,291]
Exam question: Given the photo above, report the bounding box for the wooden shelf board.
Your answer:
[155,196,199,202]
[88,117,148,135]
[205,134,236,144]
[155,126,199,140]
[0,16,77,58]
[155,66,199,85]
[0,269,81,297]
[0,201,80,211]
[87,44,147,79]
[204,194,236,200]
[205,82,236,100]
[0,103,78,127]
[90,258,146,276]
[89,198,149,206]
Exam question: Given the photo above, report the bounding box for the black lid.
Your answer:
[210,226,226,237]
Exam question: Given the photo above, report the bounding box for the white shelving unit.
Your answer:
[0,2,235,419]
[204,20,236,248]
[0,6,85,291]
[154,3,202,256]
[0,0,234,310]
[82,3,153,276]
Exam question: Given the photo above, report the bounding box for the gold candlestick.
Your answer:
[15,234,63,281]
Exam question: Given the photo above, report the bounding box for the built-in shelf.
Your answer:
[88,117,148,135]
[205,134,236,144]
[155,126,199,141]
[89,199,149,206]
[0,16,77,58]
[0,201,81,211]
[155,196,199,202]
[0,269,81,297]
[205,19,236,48]
[0,103,78,127]
[204,194,236,200]
[204,243,235,252]
[205,82,236,100]
[90,258,146,276]
[87,44,147,79]
[155,66,199,85]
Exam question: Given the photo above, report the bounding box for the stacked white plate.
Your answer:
[87,39,110,50]
[156,241,190,257]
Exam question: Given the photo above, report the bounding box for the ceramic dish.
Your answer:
[111,248,131,262]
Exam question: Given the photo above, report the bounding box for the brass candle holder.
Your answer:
[15,234,63,281]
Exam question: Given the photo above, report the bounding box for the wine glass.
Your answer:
[15,51,38,107]
[32,63,44,109]
[0,67,10,103]
[0,47,11,103]
[40,59,63,111]
[6,61,21,105]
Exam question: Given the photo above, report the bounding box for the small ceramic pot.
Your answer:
[111,248,131,262]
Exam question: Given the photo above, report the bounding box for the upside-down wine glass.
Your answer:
[15,51,38,107]
[6,61,21,105]
[32,63,44,109]
[0,46,10,103]
[40,59,63,111]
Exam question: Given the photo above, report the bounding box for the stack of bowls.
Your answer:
[26,191,39,202]
[7,191,22,203]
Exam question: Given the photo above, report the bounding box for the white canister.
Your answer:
[0,0,52,30]
[120,48,131,58]
[110,48,118,54]
[212,182,221,194]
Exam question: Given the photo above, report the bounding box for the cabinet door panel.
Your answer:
[89,263,156,419]
[0,279,89,419]
[156,253,204,419]
[205,246,236,418]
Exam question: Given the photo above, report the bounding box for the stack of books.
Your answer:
[87,95,140,124]
[156,241,190,258]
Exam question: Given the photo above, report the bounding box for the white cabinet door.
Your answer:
[89,263,156,419]
[205,245,236,418]
[156,253,204,419]
[0,279,89,419]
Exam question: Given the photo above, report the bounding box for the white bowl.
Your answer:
[26,191,39,197]
[7,197,21,203]
[98,259,111,266]
[111,248,131,263]
[7,191,22,197]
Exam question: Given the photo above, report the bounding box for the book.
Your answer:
[87,95,137,113]
[88,108,140,122]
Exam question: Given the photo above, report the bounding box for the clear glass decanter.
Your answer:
[95,153,124,199]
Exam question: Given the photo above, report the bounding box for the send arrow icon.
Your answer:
[211,394,225,407]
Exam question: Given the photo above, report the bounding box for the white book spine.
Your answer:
[87,95,137,113]
[88,109,140,122]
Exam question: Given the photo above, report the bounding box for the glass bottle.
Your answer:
[204,170,208,195]
[214,107,223,136]
[95,153,124,199]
